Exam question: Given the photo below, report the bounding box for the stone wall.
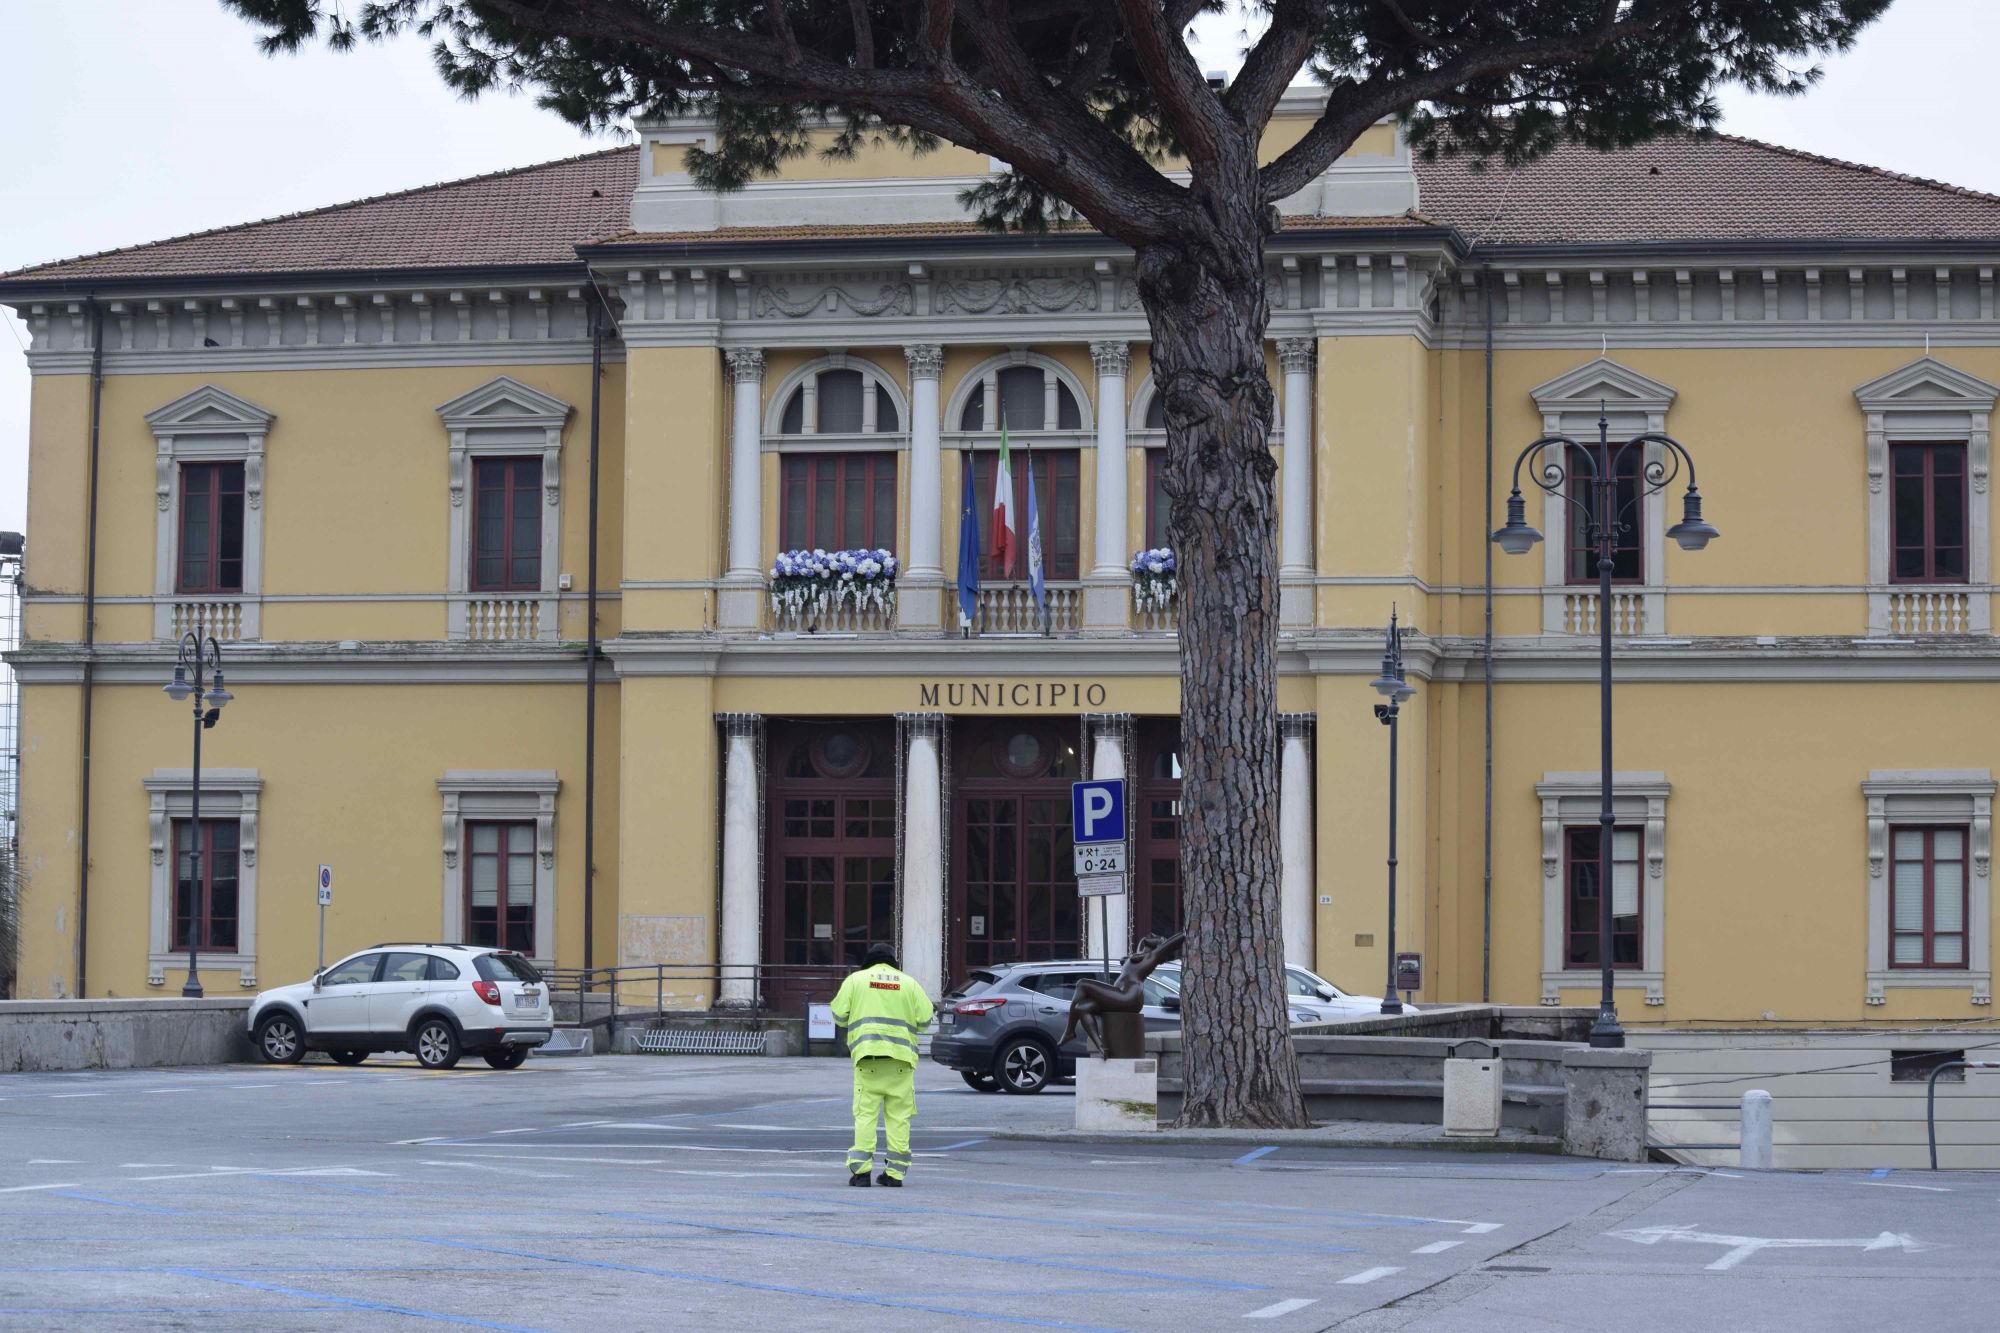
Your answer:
[0,998,254,1072]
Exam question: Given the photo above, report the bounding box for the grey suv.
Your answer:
[928,960,1182,1094]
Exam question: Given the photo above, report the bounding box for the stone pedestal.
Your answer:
[1560,1046,1652,1161]
[1075,1056,1159,1132]
[895,575,945,631]
[1082,576,1131,633]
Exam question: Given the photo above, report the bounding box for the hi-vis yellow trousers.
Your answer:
[848,1055,916,1180]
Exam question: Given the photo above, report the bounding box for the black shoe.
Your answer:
[848,1171,872,1187]
[876,1173,903,1188]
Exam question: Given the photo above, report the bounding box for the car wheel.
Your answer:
[255,1013,306,1064]
[960,1070,999,1093]
[412,1018,462,1070]
[995,1037,1053,1094]
[482,1048,528,1070]
[328,1049,367,1066]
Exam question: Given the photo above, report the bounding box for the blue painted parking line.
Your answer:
[749,1192,1365,1257]
[48,1192,192,1215]
[1233,1146,1279,1166]
[934,1138,989,1151]
[425,1238,1145,1333]
[168,1269,551,1331]
[596,1209,1269,1289]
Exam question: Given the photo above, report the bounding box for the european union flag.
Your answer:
[956,450,980,630]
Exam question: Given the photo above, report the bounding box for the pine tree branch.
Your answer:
[1259,0,1671,203]
[1112,0,1233,175]
[1225,0,1321,130]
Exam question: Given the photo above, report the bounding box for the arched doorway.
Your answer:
[764,720,896,1011]
[1135,718,1183,939]
[952,719,1082,980]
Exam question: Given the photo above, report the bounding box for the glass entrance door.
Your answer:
[952,721,1082,982]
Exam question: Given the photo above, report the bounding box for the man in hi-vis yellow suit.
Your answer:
[830,942,934,1186]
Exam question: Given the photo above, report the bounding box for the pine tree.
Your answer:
[225,0,1892,1127]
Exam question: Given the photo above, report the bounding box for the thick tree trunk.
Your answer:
[1138,192,1308,1130]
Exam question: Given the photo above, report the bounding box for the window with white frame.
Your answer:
[438,771,559,964]
[1852,357,1995,635]
[436,376,572,641]
[1536,771,1669,1006]
[944,351,1093,585]
[1862,769,1993,1005]
[145,768,261,988]
[761,354,909,557]
[145,386,274,643]
[1526,358,1677,636]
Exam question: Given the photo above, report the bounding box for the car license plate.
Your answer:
[513,990,541,1009]
[939,1014,954,1028]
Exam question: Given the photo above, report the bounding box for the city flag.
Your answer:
[1025,450,1047,630]
[956,449,981,628]
[991,420,1017,577]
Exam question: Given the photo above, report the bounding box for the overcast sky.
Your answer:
[5,0,1999,539]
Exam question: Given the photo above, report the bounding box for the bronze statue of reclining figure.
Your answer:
[1059,930,1187,1056]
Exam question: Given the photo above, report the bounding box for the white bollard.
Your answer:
[1740,1089,1773,1169]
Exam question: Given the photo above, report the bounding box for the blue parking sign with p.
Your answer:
[1071,779,1126,844]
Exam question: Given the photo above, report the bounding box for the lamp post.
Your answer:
[1369,608,1416,1015]
[162,633,234,999]
[1492,408,1717,1048]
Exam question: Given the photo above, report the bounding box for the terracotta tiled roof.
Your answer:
[0,147,637,284]
[1414,133,2000,245]
[7,131,2000,287]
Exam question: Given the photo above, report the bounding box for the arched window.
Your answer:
[764,356,907,553]
[776,366,903,436]
[948,353,1092,582]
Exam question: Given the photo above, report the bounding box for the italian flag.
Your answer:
[991,421,1018,577]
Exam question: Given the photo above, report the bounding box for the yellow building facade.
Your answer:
[6,91,1999,1028]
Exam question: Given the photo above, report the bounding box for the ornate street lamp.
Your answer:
[1493,408,1716,1047]
[1370,608,1416,1015]
[162,633,232,999]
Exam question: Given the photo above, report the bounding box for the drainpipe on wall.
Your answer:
[1481,265,1496,1004]
[583,288,606,974]
[77,298,104,997]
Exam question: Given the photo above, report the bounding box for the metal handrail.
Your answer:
[1649,1090,1773,1165]
[541,960,848,1037]
[1927,1060,2000,1170]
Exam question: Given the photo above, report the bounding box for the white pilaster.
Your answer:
[1279,715,1316,966]
[1277,338,1316,628]
[1086,342,1131,631]
[899,346,947,631]
[1085,720,1131,961]
[900,715,946,999]
[717,714,762,1006]
[720,348,765,629]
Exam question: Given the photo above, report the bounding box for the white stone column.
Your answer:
[900,714,946,998]
[1084,716,1131,961]
[717,714,763,1006]
[1279,714,1316,967]
[1085,342,1131,632]
[898,345,946,630]
[1277,339,1316,628]
[719,348,765,628]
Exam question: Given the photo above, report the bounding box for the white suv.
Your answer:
[247,943,553,1070]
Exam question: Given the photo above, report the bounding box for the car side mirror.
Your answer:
[1162,995,1181,1013]
[1315,984,1336,1001]
[312,972,324,990]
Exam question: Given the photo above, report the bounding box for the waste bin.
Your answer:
[1442,1038,1502,1137]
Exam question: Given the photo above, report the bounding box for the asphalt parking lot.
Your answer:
[2,1054,1995,1331]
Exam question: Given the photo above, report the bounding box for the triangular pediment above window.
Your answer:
[143,384,275,435]
[1529,357,1677,416]
[436,375,574,431]
[1853,356,2000,414]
